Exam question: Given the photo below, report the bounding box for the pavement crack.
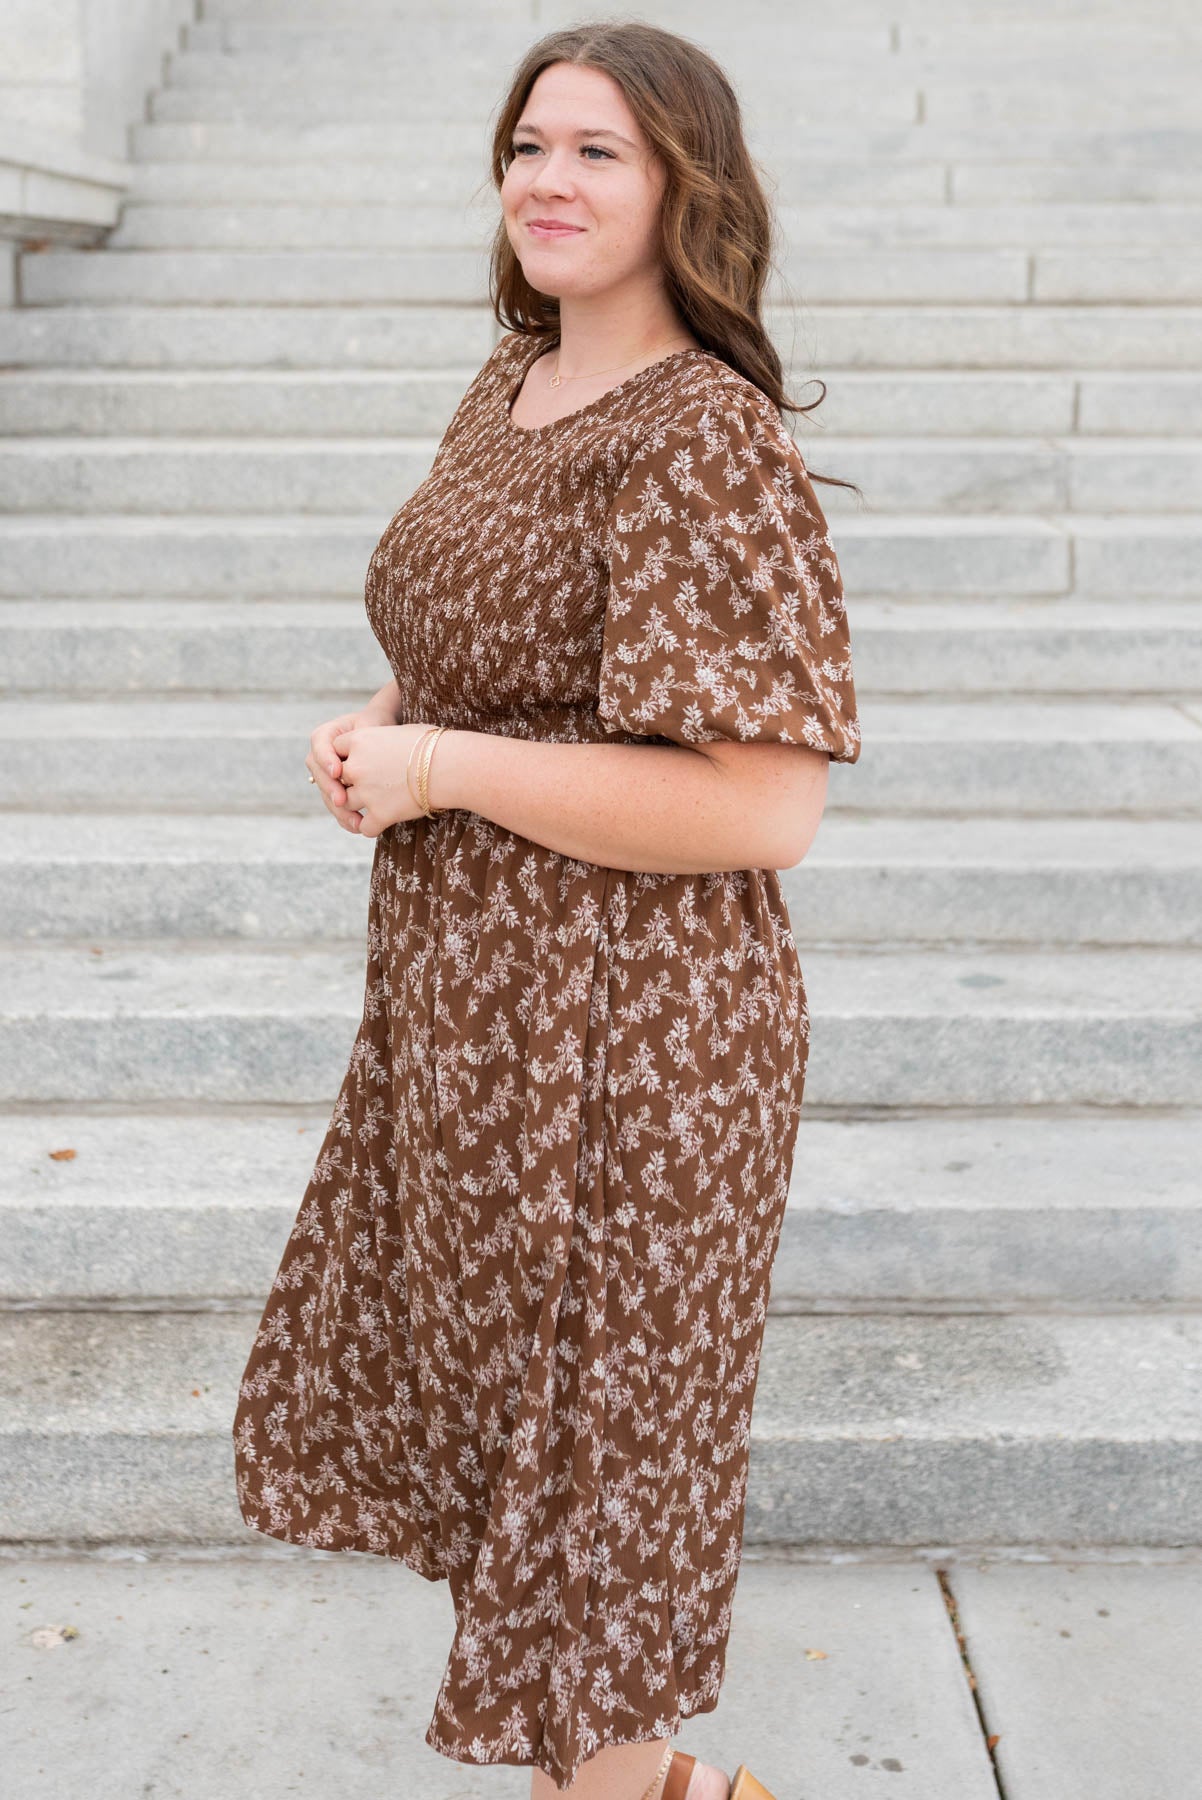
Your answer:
[938,1566,1008,1798]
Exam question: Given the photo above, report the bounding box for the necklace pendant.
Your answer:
[549,372,561,388]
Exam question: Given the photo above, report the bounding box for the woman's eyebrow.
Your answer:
[512,122,638,150]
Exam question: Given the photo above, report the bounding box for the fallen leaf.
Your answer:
[49,1148,77,1161]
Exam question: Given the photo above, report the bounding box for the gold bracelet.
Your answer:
[404,729,430,815]
[417,724,449,818]
[419,724,448,816]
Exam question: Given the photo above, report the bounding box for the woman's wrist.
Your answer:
[358,680,404,728]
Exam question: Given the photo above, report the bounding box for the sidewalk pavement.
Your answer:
[4,1547,1199,1798]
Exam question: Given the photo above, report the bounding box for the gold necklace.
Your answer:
[548,339,695,389]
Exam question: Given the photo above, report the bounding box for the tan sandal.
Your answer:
[663,1751,778,1800]
[730,1768,777,1800]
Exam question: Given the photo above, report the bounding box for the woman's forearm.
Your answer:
[423,727,824,874]
[359,678,405,725]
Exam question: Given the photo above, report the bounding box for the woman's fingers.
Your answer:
[311,714,356,780]
[305,748,359,830]
[308,713,370,832]
[308,718,351,794]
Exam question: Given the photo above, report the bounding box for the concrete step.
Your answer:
[745,1311,1202,1545]
[2,812,1197,948]
[145,78,539,127]
[0,941,1197,1106]
[109,199,499,252]
[1036,250,1202,303]
[0,693,1199,816]
[146,77,1196,138]
[0,368,480,436]
[167,14,1201,54]
[840,600,1202,694]
[2,1108,1198,1306]
[19,245,1061,308]
[182,15,1201,57]
[0,1306,1197,1545]
[842,515,1201,599]
[3,692,1200,816]
[4,598,1200,700]
[0,438,439,514]
[6,511,1199,600]
[952,163,1202,203]
[181,14,547,54]
[20,248,496,307]
[106,198,1202,253]
[0,304,496,370]
[124,151,949,207]
[3,434,1201,515]
[141,73,1190,134]
[201,0,1199,17]
[0,941,365,1105]
[0,814,376,940]
[786,814,1202,951]
[123,152,1202,208]
[3,368,1200,439]
[126,118,1202,168]
[162,40,1199,83]
[23,244,1202,307]
[3,305,1200,372]
[181,16,893,54]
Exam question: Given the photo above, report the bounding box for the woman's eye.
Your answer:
[509,142,613,160]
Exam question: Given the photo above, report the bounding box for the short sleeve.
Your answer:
[597,393,861,761]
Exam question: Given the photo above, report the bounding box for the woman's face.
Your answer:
[500,60,667,303]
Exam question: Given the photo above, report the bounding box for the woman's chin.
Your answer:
[518,264,601,304]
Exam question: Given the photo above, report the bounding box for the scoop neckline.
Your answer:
[503,334,713,437]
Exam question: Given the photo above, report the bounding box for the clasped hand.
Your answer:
[305,711,438,837]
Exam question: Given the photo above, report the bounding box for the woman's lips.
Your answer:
[527,221,584,238]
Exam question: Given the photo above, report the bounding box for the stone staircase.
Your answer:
[1,0,1200,1553]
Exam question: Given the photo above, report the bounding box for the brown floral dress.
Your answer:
[232,328,861,1789]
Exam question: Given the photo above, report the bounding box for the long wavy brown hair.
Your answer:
[482,17,861,497]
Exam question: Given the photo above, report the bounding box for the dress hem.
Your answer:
[234,1504,449,1587]
[424,1690,723,1793]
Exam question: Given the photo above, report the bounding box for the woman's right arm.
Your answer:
[355,678,405,727]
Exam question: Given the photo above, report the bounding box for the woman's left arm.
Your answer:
[329,721,828,872]
[426,728,829,874]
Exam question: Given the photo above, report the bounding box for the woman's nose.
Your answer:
[528,149,576,197]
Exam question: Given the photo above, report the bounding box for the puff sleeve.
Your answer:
[597,392,861,761]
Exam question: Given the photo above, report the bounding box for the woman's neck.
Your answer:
[550,296,700,377]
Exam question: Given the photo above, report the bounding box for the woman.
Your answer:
[232,19,860,1800]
